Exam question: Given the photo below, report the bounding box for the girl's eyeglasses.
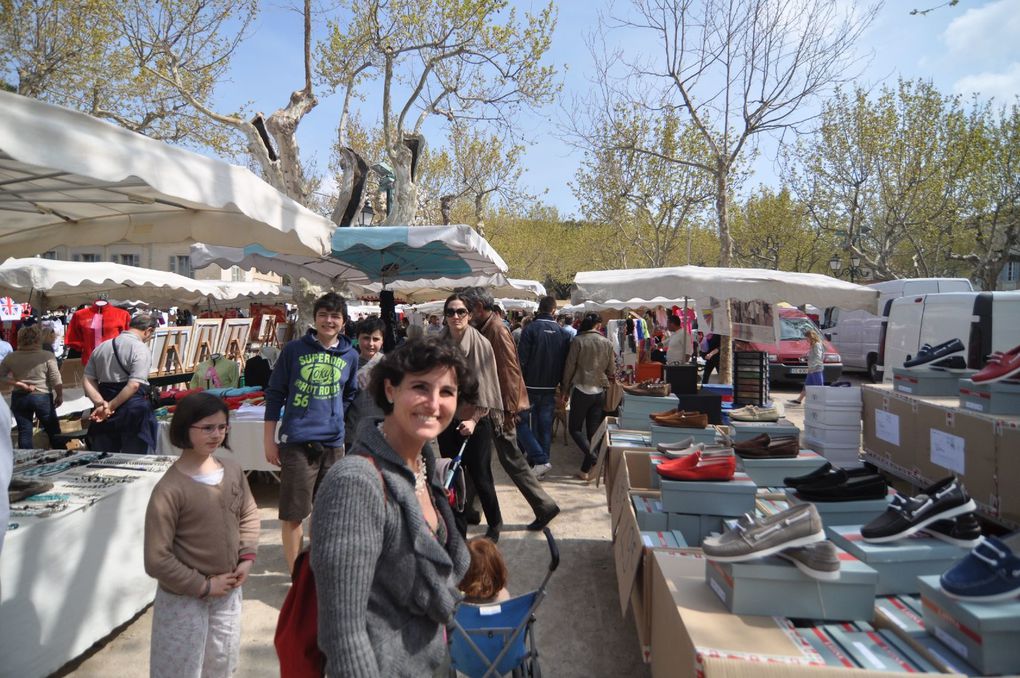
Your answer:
[191,424,230,435]
[444,308,469,317]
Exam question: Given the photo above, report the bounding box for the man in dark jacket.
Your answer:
[264,292,359,573]
[517,295,572,476]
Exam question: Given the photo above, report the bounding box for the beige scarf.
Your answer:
[444,326,503,416]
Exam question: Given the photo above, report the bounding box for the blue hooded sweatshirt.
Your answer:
[264,329,359,447]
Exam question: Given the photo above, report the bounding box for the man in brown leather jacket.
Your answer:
[464,288,560,530]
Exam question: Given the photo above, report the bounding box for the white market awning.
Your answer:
[0,91,334,258]
[572,266,879,314]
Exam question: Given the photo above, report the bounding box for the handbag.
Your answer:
[604,380,623,412]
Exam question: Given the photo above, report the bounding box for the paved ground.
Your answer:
[54,379,831,677]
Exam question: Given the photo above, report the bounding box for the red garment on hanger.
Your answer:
[65,303,131,365]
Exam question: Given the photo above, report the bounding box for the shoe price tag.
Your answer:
[930,429,965,475]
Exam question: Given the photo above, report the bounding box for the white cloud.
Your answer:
[943,0,1020,62]
[954,62,1020,102]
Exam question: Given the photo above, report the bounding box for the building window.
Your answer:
[111,254,140,267]
[230,266,245,282]
[1007,260,1019,283]
[72,253,102,263]
[41,251,57,259]
[169,255,193,278]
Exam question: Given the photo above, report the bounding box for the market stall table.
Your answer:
[155,408,278,474]
[1,452,175,678]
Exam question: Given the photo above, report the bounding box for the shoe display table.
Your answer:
[1,453,170,678]
[155,414,279,473]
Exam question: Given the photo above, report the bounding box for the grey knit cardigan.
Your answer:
[310,419,470,677]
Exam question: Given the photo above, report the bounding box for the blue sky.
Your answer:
[214,0,1020,218]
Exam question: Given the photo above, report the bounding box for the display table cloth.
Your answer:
[155,413,278,473]
[1,452,174,678]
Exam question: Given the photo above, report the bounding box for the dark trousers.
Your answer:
[491,416,557,519]
[524,389,556,465]
[568,389,605,472]
[11,391,61,449]
[438,417,502,535]
[702,357,720,384]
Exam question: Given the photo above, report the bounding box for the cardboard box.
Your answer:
[649,551,899,677]
[632,495,668,532]
[58,358,84,388]
[801,435,864,469]
[913,402,997,511]
[729,419,800,442]
[919,574,1020,675]
[705,552,879,621]
[892,368,964,397]
[786,489,893,527]
[803,421,861,447]
[806,385,861,407]
[827,526,969,595]
[737,450,828,487]
[872,597,981,675]
[660,474,757,516]
[804,405,861,427]
[861,386,917,470]
[959,377,1020,415]
[997,421,1020,524]
[666,513,725,547]
[641,530,681,549]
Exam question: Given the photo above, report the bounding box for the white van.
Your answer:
[879,291,1020,383]
[822,278,972,382]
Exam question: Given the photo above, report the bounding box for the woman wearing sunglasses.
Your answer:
[436,293,505,541]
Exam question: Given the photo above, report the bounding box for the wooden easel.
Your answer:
[155,327,190,376]
[195,340,214,365]
[224,337,245,370]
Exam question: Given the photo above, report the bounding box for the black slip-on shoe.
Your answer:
[785,464,873,489]
[796,474,888,503]
[929,355,968,372]
[861,476,976,543]
[904,338,965,368]
[922,512,982,548]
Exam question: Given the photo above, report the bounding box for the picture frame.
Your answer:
[217,317,254,362]
[149,326,192,375]
[185,318,223,370]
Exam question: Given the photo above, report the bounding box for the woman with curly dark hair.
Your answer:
[311,336,478,677]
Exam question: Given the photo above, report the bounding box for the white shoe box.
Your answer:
[806,385,861,406]
[804,421,862,446]
[802,435,864,469]
[804,405,861,427]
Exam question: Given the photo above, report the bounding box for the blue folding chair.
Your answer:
[449,528,559,678]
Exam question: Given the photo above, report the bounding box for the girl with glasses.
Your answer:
[144,392,259,677]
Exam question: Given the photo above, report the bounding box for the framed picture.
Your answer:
[149,326,192,375]
[217,317,254,360]
[185,318,223,370]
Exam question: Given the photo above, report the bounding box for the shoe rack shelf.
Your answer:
[733,351,770,407]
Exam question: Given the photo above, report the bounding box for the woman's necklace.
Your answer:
[414,452,428,495]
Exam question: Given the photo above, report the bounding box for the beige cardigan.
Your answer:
[445,326,503,420]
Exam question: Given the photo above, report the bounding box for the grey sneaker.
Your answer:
[532,463,552,480]
[702,504,825,562]
[777,541,841,581]
[657,436,695,453]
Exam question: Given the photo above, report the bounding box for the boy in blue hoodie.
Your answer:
[264,292,359,573]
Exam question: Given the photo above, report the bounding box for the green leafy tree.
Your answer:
[731,187,834,273]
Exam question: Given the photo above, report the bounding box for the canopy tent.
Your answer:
[0,257,222,308]
[402,297,538,318]
[0,258,289,309]
[571,297,694,313]
[0,91,334,259]
[190,225,508,290]
[355,276,545,303]
[572,266,879,314]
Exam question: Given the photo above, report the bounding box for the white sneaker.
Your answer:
[533,463,552,480]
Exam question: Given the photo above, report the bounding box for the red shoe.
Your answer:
[656,450,702,474]
[973,345,1020,384]
[658,453,736,481]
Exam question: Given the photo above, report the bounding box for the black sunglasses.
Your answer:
[444,308,469,317]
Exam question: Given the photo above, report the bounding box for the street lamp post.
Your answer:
[359,201,375,226]
[829,253,864,283]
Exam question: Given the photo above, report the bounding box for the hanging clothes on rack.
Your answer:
[189,355,240,390]
[65,302,130,365]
